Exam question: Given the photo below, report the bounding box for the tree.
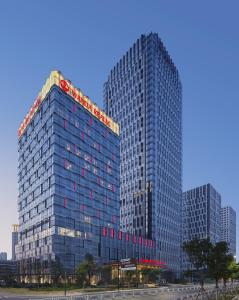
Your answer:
[229,262,239,283]
[76,253,96,287]
[97,265,111,285]
[124,270,136,286]
[141,268,151,284]
[148,269,161,283]
[225,261,239,284]
[207,241,233,288]
[221,257,236,286]
[141,268,161,284]
[182,238,212,288]
[183,270,193,282]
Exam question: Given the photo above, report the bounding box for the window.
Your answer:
[118,231,123,240]
[110,228,115,239]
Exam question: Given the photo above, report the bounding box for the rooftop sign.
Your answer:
[18,71,119,138]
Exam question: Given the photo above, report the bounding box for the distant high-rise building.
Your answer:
[221,206,236,257]
[104,33,182,274]
[182,183,221,269]
[12,224,19,260]
[0,260,17,278]
[0,252,7,261]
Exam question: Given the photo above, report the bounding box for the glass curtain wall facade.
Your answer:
[182,183,221,270]
[104,33,182,274]
[16,71,156,281]
[17,71,120,277]
[220,206,236,257]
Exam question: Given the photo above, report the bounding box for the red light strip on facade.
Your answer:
[103,227,107,237]
[138,259,166,266]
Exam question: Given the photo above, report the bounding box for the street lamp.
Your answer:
[117,261,120,291]
[64,235,67,297]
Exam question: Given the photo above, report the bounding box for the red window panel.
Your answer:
[102,227,107,237]
[133,235,137,244]
[82,132,84,140]
[74,182,76,192]
[64,119,67,129]
[80,204,85,212]
[89,190,93,199]
[145,239,148,247]
[126,233,130,242]
[64,198,67,208]
[112,185,115,193]
[73,104,77,112]
[118,231,123,240]
[139,236,143,245]
[98,144,101,151]
[110,228,115,239]
[82,168,85,177]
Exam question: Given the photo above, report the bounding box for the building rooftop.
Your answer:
[18,71,119,138]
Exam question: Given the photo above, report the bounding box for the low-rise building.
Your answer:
[0,252,7,261]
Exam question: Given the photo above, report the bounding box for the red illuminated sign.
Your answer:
[59,79,111,128]
[60,79,70,92]
[138,259,166,267]
[18,71,119,139]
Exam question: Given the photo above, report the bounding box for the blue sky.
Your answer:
[0,0,238,257]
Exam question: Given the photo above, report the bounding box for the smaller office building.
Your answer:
[0,260,17,284]
[182,183,221,270]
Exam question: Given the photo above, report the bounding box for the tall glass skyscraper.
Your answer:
[104,33,182,273]
[17,71,155,281]
[17,71,120,278]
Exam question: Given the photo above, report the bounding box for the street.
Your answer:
[0,284,238,300]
